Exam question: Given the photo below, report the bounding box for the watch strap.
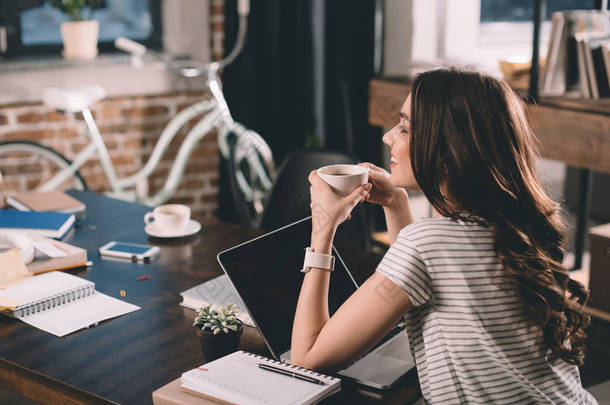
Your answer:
[301,247,335,273]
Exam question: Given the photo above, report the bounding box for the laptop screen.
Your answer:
[217,217,359,359]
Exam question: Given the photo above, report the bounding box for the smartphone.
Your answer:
[98,241,159,263]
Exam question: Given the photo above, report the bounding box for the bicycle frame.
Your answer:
[38,4,274,214]
[40,65,241,206]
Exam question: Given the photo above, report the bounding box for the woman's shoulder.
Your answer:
[397,217,492,241]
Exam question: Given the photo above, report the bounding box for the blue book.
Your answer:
[0,210,75,240]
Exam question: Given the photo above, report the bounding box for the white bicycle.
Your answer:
[0,0,276,227]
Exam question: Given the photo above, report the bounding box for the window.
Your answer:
[445,0,593,75]
[0,0,161,57]
[481,0,594,22]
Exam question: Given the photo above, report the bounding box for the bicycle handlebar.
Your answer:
[114,37,146,56]
[238,0,250,15]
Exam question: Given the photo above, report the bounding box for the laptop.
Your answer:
[216,217,415,389]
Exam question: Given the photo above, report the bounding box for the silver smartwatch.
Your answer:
[301,247,335,273]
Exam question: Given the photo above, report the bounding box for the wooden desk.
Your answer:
[369,77,610,269]
[0,191,421,404]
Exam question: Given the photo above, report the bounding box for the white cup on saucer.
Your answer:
[317,164,369,196]
[144,204,191,234]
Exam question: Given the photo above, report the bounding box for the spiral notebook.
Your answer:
[181,351,341,405]
[0,271,140,337]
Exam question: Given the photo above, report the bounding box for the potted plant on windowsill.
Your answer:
[50,0,102,60]
[193,303,244,362]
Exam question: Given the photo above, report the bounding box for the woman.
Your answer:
[291,68,596,404]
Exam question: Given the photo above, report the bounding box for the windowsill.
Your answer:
[466,21,552,77]
[0,53,206,106]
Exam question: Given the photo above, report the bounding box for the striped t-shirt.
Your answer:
[376,218,597,405]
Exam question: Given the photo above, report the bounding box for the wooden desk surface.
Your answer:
[0,191,420,404]
[369,77,610,174]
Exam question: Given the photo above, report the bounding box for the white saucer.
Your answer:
[145,219,201,238]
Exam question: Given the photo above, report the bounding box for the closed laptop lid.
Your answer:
[216,216,358,360]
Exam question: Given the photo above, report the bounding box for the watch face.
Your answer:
[304,250,334,271]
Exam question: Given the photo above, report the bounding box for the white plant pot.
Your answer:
[60,20,99,60]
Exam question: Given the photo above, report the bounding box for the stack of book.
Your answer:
[541,10,610,98]
[6,190,85,215]
[575,32,610,99]
[0,210,76,240]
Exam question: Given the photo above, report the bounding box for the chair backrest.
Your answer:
[258,149,371,250]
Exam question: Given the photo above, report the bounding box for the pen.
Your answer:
[257,363,325,385]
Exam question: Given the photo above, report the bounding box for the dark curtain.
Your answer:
[222,0,315,163]
[323,0,384,232]
[219,0,315,223]
[219,0,381,224]
[323,0,381,164]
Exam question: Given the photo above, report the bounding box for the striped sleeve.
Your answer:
[375,230,432,307]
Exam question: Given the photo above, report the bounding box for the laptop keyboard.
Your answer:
[369,325,405,353]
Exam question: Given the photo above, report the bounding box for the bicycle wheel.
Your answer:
[0,141,87,198]
[225,129,276,227]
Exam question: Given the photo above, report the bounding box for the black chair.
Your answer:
[258,149,371,250]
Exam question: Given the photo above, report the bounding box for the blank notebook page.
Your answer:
[0,271,140,337]
[181,351,340,405]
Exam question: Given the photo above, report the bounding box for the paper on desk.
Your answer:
[33,240,68,258]
[0,248,32,289]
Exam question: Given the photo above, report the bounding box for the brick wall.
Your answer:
[210,0,225,61]
[0,1,226,217]
[0,91,223,217]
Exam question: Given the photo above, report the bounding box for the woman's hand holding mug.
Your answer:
[308,169,371,243]
[357,162,406,209]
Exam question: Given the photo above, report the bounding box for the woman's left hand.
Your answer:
[308,170,371,239]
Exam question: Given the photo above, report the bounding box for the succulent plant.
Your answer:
[193,303,242,335]
[50,0,103,21]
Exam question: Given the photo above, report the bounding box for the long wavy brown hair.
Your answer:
[409,68,590,366]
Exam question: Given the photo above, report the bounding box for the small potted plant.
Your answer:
[193,303,244,361]
[50,0,102,60]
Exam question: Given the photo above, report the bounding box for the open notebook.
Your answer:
[0,271,140,337]
[181,351,341,405]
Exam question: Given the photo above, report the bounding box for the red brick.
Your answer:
[17,112,43,124]
[99,121,167,135]
[210,4,224,15]
[168,196,195,206]
[26,177,48,190]
[4,129,55,141]
[47,142,68,156]
[75,110,97,120]
[201,194,218,203]
[0,163,31,175]
[123,106,169,119]
[58,128,80,138]
[82,172,109,188]
[88,182,106,193]
[179,179,205,191]
[191,145,219,159]
[45,111,69,122]
[185,159,219,173]
[123,137,144,149]
[100,105,123,119]
[71,141,90,154]
[111,154,136,166]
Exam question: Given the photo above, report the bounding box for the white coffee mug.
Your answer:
[144,204,191,232]
[317,164,369,196]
